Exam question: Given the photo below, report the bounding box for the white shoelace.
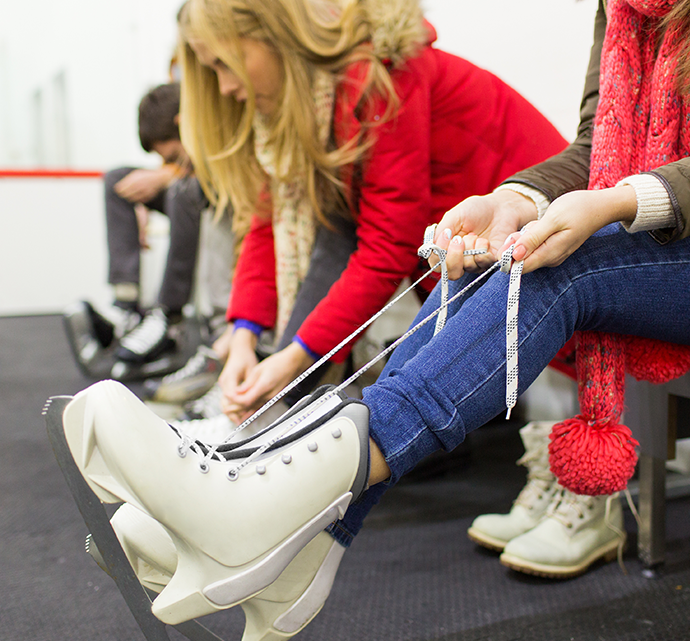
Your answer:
[178,225,525,478]
[187,384,223,418]
[120,309,167,353]
[163,346,217,384]
[548,488,629,572]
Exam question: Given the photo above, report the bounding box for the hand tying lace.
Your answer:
[175,224,525,477]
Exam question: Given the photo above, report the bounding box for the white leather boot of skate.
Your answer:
[62,379,368,625]
[87,503,346,640]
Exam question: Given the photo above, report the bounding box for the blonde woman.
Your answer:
[176,0,567,421]
[56,0,690,637]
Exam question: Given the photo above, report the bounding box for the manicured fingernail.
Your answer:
[451,235,463,245]
[512,245,526,261]
[443,228,452,240]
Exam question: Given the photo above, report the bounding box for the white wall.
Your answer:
[0,0,599,316]
[0,0,182,169]
[427,0,599,139]
[0,0,597,169]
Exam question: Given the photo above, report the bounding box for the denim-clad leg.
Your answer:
[327,224,690,547]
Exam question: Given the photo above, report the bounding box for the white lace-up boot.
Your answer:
[61,380,369,625]
[144,345,222,403]
[499,487,625,578]
[87,504,346,640]
[116,308,176,363]
[467,421,559,551]
[63,301,141,370]
[183,383,224,420]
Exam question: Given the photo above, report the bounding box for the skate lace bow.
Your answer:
[179,224,524,477]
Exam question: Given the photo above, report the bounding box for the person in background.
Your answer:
[58,0,690,638]
[176,0,568,425]
[66,82,227,379]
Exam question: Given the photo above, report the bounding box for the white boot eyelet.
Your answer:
[331,428,342,439]
[177,444,187,458]
[199,462,210,474]
[256,465,266,475]
[227,469,239,481]
[282,454,292,465]
[308,442,318,452]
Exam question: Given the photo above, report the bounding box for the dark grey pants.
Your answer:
[278,215,358,402]
[104,167,208,312]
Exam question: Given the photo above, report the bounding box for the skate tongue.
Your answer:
[174,386,347,465]
[217,389,345,456]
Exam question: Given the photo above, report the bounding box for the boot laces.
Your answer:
[547,487,628,572]
[96,304,140,338]
[177,390,338,478]
[162,346,217,384]
[120,309,168,354]
[513,443,555,509]
[186,384,223,419]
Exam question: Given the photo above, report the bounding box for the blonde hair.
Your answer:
[178,0,406,234]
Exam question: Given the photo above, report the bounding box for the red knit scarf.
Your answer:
[549,0,690,495]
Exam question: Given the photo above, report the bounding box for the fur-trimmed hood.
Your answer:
[361,0,433,67]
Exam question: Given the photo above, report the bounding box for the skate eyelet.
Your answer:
[177,444,187,458]
[256,465,266,475]
[228,469,239,481]
[199,461,210,474]
[331,427,342,439]
[282,454,292,465]
[308,442,318,452]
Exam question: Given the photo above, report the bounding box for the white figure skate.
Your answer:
[60,379,368,624]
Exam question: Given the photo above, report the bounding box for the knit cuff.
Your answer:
[616,174,675,233]
[293,335,322,361]
[494,183,551,219]
[232,319,265,337]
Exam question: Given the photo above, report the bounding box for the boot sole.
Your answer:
[467,528,507,553]
[499,537,624,579]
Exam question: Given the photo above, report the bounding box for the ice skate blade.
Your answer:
[95,505,344,638]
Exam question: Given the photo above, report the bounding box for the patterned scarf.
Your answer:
[550,0,690,495]
[253,70,336,341]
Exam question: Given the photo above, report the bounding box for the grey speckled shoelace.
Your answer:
[184,225,524,479]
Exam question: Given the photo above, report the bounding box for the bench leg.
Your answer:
[637,453,667,569]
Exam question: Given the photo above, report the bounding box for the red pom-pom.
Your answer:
[549,417,639,496]
[625,336,690,383]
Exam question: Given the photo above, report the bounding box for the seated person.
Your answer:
[70,83,215,371]
[175,0,568,424]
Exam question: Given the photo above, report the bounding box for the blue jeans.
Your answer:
[326,224,690,546]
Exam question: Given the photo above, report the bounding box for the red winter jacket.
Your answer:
[228,27,567,362]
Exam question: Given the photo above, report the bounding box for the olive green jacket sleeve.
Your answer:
[645,164,690,243]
